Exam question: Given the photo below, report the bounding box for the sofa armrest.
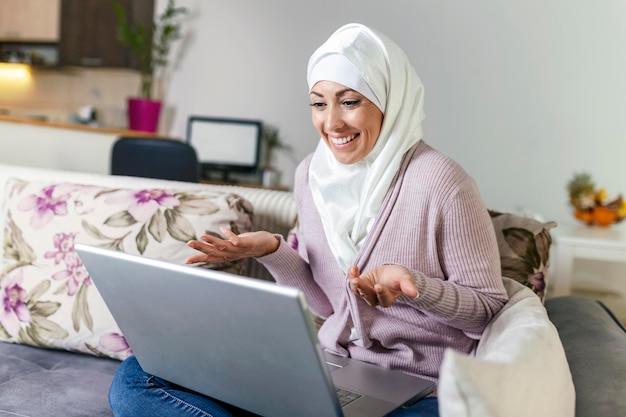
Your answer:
[545,296,626,417]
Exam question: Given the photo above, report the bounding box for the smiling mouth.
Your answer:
[329,133,358,145]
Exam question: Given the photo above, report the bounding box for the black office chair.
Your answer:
[111,137,201,182]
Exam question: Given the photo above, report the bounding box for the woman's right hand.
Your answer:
[185,227,279,264]
[348,264,418,308]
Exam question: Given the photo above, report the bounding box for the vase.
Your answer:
[261,167,281,187]
[127,97,162,133]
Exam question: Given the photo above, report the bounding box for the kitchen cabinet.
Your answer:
[0,0,61,42]
[59,0,154,68]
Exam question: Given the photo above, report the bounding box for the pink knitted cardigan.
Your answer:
[258,141,508,385]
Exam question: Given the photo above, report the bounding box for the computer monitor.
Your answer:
[186,116,262,182]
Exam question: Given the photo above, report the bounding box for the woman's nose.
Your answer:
[324,107,344,131]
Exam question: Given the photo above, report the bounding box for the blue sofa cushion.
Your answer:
[0,341,117,416]
[545,295,626,417]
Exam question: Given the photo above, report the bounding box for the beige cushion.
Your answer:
[0,178,253,360]
[439,278,575,417]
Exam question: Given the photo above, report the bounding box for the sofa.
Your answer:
[0,162,624,417]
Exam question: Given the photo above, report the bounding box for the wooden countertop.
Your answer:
[201,180,290,192]
[0,114,167,138]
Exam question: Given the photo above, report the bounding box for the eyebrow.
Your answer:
[309,88,356,98]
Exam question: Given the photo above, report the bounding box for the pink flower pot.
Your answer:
[127,98,162,133]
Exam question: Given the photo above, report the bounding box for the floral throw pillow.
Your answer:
[0,178,253,360]
[488,210,557,301]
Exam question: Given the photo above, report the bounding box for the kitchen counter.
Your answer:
[0,115,176,176]
[0,114,166,139]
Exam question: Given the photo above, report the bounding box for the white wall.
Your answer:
[159,0,626,226]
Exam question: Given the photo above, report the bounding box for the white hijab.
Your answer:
[307,23,426,272]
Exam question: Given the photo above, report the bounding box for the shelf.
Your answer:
[0,114,167,139]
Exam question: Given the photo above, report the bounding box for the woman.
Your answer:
[109,23,508,417]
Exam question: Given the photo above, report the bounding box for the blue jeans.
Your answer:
[109,356,439,417]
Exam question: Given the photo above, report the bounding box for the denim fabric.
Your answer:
[388,397,439,417]
[109,356,438,417]
[109,356,257,417]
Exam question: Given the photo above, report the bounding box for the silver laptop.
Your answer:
[75,244,434,417]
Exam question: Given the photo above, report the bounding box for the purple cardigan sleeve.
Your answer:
[396,177,508,338]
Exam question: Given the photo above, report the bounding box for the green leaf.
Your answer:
[136,224,149,254]
[72,284,93,332]
[53,282,67,295]
[19,325,40,346]
[82,219,109,240]
[30,316,69,341]
[28,280,51,302]
[31,300,61,318]
[228,221,242,235]
[85,342,109,358]
[165,209,195,242]
[111,0,187,99]
[94,188,121,199]
[4,212,36,264]
[0,324,10,339]
[176,196,219,215]
[148,210,167,242]
[228,195,254,216]
[105,210,137,227]
[110,238,127,252]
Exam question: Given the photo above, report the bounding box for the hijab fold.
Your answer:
[307,23,426,272]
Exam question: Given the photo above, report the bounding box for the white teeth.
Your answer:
[330,134,356,145]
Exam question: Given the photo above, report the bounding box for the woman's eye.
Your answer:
[342,99,360,107]
[309,102,326,109]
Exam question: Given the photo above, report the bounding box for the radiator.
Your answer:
[206,184,297,282]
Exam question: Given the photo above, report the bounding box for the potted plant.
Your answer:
[113,0,187,133]
[260,124,295,187]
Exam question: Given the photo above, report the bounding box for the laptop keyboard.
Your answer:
[335,387,362,407]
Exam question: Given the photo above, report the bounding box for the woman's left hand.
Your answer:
[348,265,419,308]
